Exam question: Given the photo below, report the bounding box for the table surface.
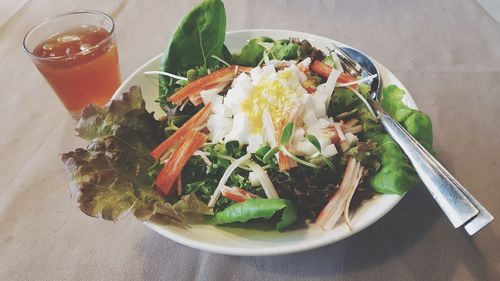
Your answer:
[1,0,499,280]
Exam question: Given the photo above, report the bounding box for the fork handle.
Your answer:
[377,112,479,228]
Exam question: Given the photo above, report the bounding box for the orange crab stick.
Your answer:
[167,65,252,104]
[278,151,297,171]
[310,60,357,86]
[155,130,207,196]
[221,185,260,202]
[150,103,212,160]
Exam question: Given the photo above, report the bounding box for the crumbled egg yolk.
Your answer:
[241,70,302,133]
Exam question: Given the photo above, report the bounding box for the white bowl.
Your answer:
[115,29,417,256]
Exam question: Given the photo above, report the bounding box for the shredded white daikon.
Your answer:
[247,162,279,199]
[208,153,251,208]
[322,67,342,106]
[211,54,231,67]
[335,108,358,119]
[280,147,319,168]
[333,122,346,141]
[179,98,190,111]
[194,150,212,166]
[144,71,187,81]
[350,87,377,119]
[263,51,271,65]
[344,166,364,229]
[316,158,360,230]
[336,74,378,87]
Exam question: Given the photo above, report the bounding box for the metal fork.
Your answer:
[331,43,494,235]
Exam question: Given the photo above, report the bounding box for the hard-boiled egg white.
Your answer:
[204,61,340,158]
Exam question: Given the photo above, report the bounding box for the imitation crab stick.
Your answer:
[310,60,357,87]
[176,175,182,196]
[150,103,212,160]
[278,151,297,171]
[167,65,252,104]
[155,130,207,196]
[221,185,260,202]
[316,158,364,230]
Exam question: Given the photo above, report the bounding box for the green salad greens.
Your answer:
[61,87,181,223]
[61,0,434,232]
[159,0,228,108]
[209,198,297,231]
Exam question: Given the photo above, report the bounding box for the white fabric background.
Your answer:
[1,0,499,280]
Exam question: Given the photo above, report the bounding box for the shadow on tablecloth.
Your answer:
[133,183,499,281]
[240,184,500,281]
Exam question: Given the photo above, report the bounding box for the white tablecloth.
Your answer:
[1,1,499,280]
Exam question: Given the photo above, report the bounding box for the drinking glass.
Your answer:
[23,11,121,119]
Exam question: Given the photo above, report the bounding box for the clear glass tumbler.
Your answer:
[23,10,121,119]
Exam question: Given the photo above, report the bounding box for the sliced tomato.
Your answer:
[155,130,207,196]
[150,103,212,160]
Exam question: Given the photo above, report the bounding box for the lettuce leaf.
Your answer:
[332,85,434,195]
[369,134,419,195]
[61,87,181,223]
[208,198,297,231]
[331,87,381,132]
[232,37,273,66]
[159,0,227,107]
[270,39,300,60]
[403,111,434,153]
[369,85,435,194]
[76,86,163,148]
[232,38,302,66]
[380,85,414,122]
[380,85,434,153]
[173,193,213,215]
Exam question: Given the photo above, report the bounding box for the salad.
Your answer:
[61,0,433,232]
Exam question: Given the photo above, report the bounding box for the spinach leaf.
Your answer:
[208,198,297,231]
[159,0,227,107]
